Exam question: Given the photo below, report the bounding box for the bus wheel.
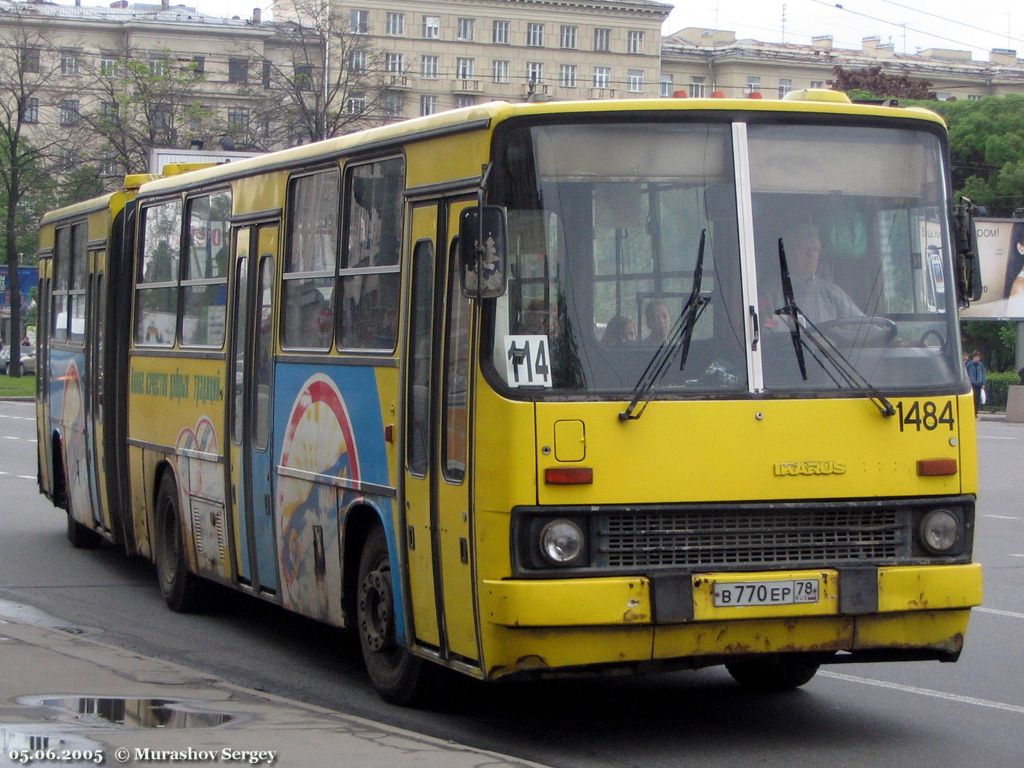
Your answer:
[154,472,201,612]
[64,467,101,550]
[357,526,428,705]
[725,655,820,692]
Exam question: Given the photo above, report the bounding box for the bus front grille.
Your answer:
[596,507,903,569]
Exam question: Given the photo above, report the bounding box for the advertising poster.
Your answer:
[961,218,1024,319]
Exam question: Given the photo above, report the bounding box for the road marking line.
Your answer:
[976,607,1024,619]
[1011,554,1024,559]
[0,471,8,476]
[16,475,34,480]
[820,671,1024,715]
[979,436,1016,440]
[983,515,1020,520]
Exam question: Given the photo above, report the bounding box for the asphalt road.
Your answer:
[1,399,1022,768]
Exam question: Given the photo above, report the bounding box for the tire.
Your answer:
[725,655,820,692]
[154,471,201,612]
[357,526,430,705]
[64,464,101,550]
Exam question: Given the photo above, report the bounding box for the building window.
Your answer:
[295,64,313,91]
[227,107,249,132]
[229,57,248,83]
[262,60,271,89]
[423,15,440,39]
[420,95,438,116]
[810,80,824,88]
[527,23,545,47]
[594,28,611,52]
[152,103,172,140]
[421,55,438,79]
[660,74,673,97]
[347,94,366,115]
[689,76,706,97]
[101,100,118,118]
[349,49,367,74]
[386,12,404,36]
[492,59,509,84]
[627,31,644,54]
[454,95,476,109]
[386,53,404,73]
[383,93,404,116]
[100,54,117,77]
[191,55,205,77]
[526,61,544,85]
[457,57,474,79]
[493,20,510,44]
[100,154,118,177]
[21,46,40,73]
[457,17,475,41]
[593,66,610,89]
[59,99,80,125]
[350,9,369,34]
[627,69,643,93]
[559,64,577,88]
[21,97,38,124]
[60,50,79,76]
[560,25,577,49]
[149,55,166,76]
[746,75,761,94]
[778,78,792,98]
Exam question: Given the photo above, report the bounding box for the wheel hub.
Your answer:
[359,568,393,653]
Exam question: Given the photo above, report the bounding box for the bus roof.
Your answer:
[134,96,946,198]
[39,174,155,226]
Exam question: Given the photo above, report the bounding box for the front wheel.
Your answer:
[357,526,430,705]
[725,655,820,692]
[154,471,201,612]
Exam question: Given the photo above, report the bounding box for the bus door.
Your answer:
[83,250,108,530]
[36,259,52,496]
[228,222,280,595]
[403,200,479,665]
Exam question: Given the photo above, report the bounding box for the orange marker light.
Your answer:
[917,458,957,476]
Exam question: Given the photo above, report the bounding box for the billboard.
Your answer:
[0,267,38,313]
[960,218,1024,319]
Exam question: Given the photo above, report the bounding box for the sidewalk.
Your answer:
[0,616,546,768]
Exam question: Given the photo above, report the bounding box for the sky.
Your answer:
[199,1,1024,61]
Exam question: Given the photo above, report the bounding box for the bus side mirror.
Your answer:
[955,197,983,306]
[459,206,507,299]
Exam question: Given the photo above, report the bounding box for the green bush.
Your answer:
[983,370,1020,410]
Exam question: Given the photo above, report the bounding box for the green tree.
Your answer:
[926,95,1024,216]
[0,12,65,376]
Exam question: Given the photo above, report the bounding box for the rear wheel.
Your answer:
[63,462,101,550]
[154,471,201,612]
[725,655,820,692]
[357,526,430,705]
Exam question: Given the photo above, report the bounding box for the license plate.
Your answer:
[713,578,820,608]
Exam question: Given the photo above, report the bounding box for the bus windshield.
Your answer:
[485,118,962,398]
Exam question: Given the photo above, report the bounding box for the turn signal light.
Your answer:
[544,468,593,485]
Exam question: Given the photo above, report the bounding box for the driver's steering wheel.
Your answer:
[816,316,897,346]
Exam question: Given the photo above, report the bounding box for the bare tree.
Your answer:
[0,9,67,376]
[250,0,396,145]
[76,45,217,178]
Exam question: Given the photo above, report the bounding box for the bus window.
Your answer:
[282,170,338,351]
[51,227,69,342]
[135,199,182,347]
[69,224,88,343]
[182,191,230,347]
[339,157,403,351]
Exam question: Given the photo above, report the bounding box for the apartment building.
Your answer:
[273,0,673,114]
[662,27,1024,101]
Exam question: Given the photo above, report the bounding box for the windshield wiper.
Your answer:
[774,238,895,418]
[621,230,709,421]
[776,237,807,381]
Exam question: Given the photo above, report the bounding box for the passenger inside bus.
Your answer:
[643,299,671,344]
[601,314,637,346]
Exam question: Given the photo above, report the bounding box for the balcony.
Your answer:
[452,78,482,94]
[387,74,411,89]
[590,87,616,99]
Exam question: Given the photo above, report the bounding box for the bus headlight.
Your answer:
[919,509,960,554]
[539,519,585,566]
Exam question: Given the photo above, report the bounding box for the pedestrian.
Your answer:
[966,351,986,415]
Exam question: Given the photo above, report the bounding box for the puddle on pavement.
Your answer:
[27,697,233,729]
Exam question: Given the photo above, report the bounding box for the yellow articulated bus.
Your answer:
[37,93,983,704]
